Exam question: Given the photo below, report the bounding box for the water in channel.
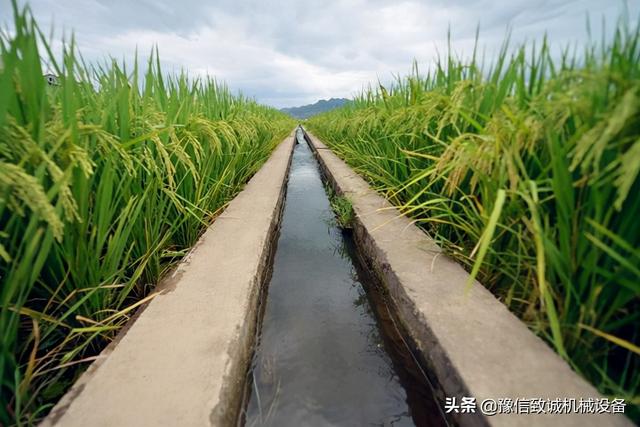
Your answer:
[242,129,446,427]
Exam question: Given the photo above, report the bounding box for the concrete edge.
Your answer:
[207,132,293,426]
[302,128,632,427]
[42,130,296,427]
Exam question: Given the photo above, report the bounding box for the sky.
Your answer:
[1,0,637,108]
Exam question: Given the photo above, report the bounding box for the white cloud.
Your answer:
[1,0,637,107]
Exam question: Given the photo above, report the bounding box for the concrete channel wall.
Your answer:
[303,129,632,427]
[42,132,296,427]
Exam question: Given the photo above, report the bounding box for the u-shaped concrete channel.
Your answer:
[43,128,631,427]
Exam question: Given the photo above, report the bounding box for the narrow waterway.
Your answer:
[242,129,446,426]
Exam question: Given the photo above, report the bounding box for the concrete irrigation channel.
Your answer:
[42,128,632,427]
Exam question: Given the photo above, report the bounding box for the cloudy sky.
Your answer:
[1,0,637,107]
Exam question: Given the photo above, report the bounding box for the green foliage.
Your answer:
[0,2,293,424]
[309,18,640,419]
[326,186,354,229]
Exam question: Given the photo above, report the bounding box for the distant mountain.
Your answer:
[281,98,350,119]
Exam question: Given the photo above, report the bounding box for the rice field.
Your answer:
[308,18,640,421]
[0,4,293,424]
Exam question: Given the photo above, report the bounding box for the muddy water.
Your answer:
[242,130,446,426]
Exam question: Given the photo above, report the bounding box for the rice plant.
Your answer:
[0,2,293,424]
[309,17,640,421]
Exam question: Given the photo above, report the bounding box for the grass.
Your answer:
[0,2,293,424]
[308,16,640,421]
[326,186,354,229]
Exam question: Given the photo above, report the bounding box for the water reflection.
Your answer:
[242,131,444,427]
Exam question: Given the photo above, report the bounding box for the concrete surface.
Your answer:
[42,132,295,427]
[303,129,632,427]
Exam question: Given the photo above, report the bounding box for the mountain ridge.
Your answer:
[281,98,350,119]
